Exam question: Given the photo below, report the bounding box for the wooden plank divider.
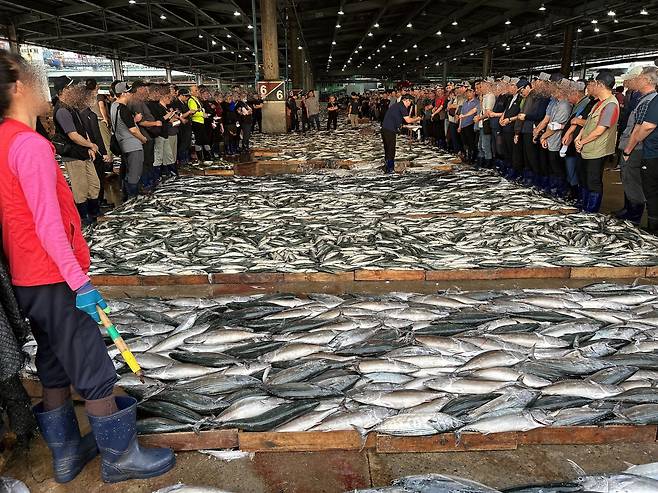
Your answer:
[139,275,210,286]
[354,269,426,281]
[570,266,647,280]
[90,275,141,286]
[518,425,658,445]
[376,433,517,453]
[426,267,571,281]
[239,431,375,452]
[282,272,355,282]
[140,430,239,451]
[212,273,285,284]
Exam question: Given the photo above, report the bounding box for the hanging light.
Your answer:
[451,20,458,26]
[331,41,336,45]
[374,23,379,28]
[446,44,451,48]
[403,49,408,52]
[198,34,203,38]
[607,10,616,16]
[640,8,649,15]
[297,46,303,50]
[591,19,598,24]
[538,3,546,11]
[233,10,240,16]
[412,44,418,48]
[535,32,542,37]
[336,23,341,28]
[226,34,231,38]
[247,24,253,29]
[461,38,466,42]
[338,9,344,15]
[436,30,442,35]
[525,41,530,45]
[502,42,507,47]
[128,0,136,4]
[577,27,582,33]
[367,32,373,37]
[407,23,413,28]
[211,40,216,45]
[222,45,226,50]
[159,13,166,19]
[505,19,511,25]
[594,27,600,32]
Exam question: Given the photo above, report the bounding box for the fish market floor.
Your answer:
[6,429,658,493]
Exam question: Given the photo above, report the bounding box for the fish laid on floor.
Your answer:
[20,284,658,437]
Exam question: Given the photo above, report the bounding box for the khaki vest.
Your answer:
[581,94,618,160]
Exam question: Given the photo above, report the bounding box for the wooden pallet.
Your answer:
[134,426,658,453]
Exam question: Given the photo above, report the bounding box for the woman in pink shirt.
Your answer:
[0,51,174,484]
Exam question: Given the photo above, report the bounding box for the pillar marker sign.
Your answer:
[258,81,285,102]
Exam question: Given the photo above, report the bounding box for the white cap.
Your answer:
[510,77,520,84]
[621,65,644,80]
[502,76,511,83]
[538,72,551,81]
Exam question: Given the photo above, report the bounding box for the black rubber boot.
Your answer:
[34,401,98,483]
[87,198,102,219]
[75,202,93,226]
[87,396,175,483]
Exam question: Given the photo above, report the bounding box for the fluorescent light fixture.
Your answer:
[247,24,253,29]
[407,23,413,28]
[538,3,546,11]
[505,19,511,25]
[160,14,166,19]
[451,20,458,26]
[338,9,344,15]
[436,30,442,35]
[607,10,616,16]
[641,8,649,15]
[233,10,240,16]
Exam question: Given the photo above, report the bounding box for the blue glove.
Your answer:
[75,281,109,324]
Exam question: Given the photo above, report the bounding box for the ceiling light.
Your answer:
[226,34,231,38]
[407,23,413,28]
[525,41,530,45]
[451,20,458,26]
[388,39,392,43]
[358,45,363,49]
[368,32,373,36]
[382,44,386,48]
[222,45,226,50]
[535,32,542,37]
[413,44,417,48]
[446,44,450,48]
[198,34,203,38]
[469,52,474,56]
[159,14,166,19]
[594,27,600,32]
[607,10,616,16]
[246,46,250,51]
[505,19,511,25]
[332,41,336,45]
[390,55,394,59]
[641,8,649,15]
[538,3,546,11]
[336,23,341,28]
[591,19,598,24]
[374,23,379,28]
[577,27,582,32]
[298,46,302,50]
[367,56,371,60]
[522,46,526,50]
[461,38,466,42]
[233,10,240,16]
[505,46,510,51]
[128,0,135,4]
[436,30,442,35]
[211,40,216,45]
[435,61,440,66]
[614,19,619,23]
[452,57,456,61]
[502,42,507,47]
[376,49,380,53]
[403,49,408,52]
[338,9,344,15]
[247,24,253,29]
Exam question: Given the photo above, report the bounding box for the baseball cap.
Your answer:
[53,75,74,94]
[516,78,531,89]
[595,70,616,89]
[178,87,190,96]
[620,66,644,81]
[401,94,415,102]
[114,81,132,95]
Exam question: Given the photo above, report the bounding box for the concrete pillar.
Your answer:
[482,47,492,78]
[252,0,260,85]
[260,0,279,80]
[111,58,124,80]
[289,11,303,89]
[196,73,203,85]
[560,24,575,78]
[260,0,286,132]
[6,24,19,54]
[165,66,173,83]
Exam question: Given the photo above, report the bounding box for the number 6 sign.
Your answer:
[257,81,285,101]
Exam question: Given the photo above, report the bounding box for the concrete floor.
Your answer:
[5,437,658,492]
[3,161,652,493]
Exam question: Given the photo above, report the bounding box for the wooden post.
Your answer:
[561,24,575,78]
[6,24,19,54]
[482,47,492,77]
[260,0,279,81]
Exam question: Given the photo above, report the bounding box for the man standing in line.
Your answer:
[349,92,360,127]
[381,94,421,174]
[306,90,320,130]
[187,84,211,163]
[327,95,339,131]
[127,81,160,191]
[250,93,263,132]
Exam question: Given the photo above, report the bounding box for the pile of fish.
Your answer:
[353,463,658,492]
[23,284,658,436]
[251,122,448,166]
[88,180,658,274]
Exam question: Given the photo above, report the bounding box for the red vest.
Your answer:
[0,118,90,286]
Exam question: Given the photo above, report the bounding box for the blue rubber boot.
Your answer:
[585,191,602,213]
[87,396,175,484]
[34,401,98,483]
[579,187,589,211]
[384,159,395,174]
[522,170,534,187]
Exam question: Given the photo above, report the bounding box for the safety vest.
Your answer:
[0,118,90,287]
[581,94,619,160]
[188,96,205,124]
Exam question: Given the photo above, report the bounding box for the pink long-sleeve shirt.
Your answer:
[8,131,89,290]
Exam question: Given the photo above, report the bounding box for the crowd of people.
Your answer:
[49,76,264,223]
[361,67,658,231]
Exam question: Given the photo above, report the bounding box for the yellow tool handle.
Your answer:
[96,306,144,379]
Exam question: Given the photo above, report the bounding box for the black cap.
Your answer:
[516,78,531,89]
[595,70,616,90]
[177,87,190,96]
[401,94,415,102]
[53,75,74,94]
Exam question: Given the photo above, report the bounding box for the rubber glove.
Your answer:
[75,281,109,323]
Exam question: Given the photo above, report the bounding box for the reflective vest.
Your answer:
[188,96,205,124]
